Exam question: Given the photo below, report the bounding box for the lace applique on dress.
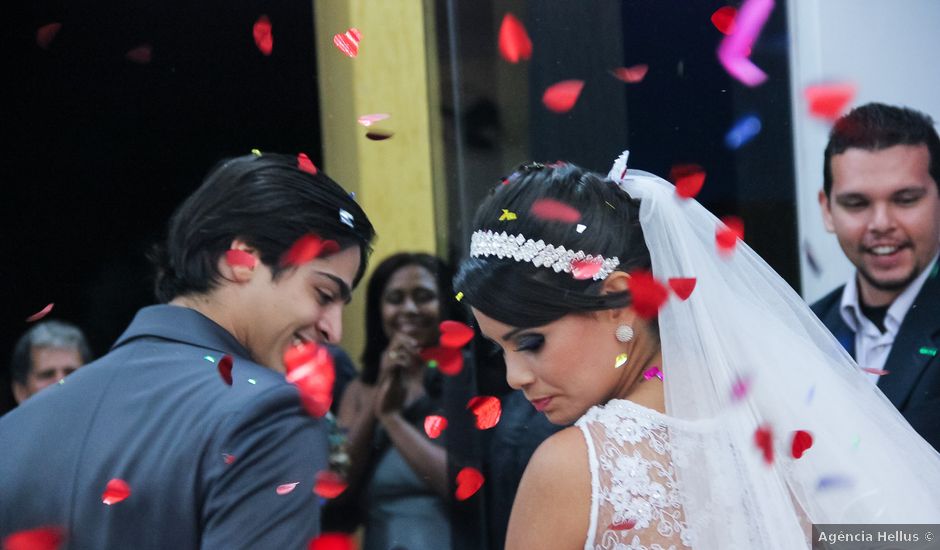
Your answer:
[576,399,693,550]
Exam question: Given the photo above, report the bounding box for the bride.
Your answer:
[454,152,940,549]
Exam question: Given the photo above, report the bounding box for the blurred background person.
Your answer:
[10,319,92,405]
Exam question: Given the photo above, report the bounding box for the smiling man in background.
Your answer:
[813,102,940,451]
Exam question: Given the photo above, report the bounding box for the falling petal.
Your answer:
[308,532,356,550]
[724,114,762,149]
[804,82,856,121]
[253,15,273,55]
[642,366,663,381]
[667,278,696,301]
[424,415,448,438]
[217,355,234,386]
[467,396,501,430]
[439,320,474,349]
[332,28,361,58]
[223,453,236,465]
[530,199,581,223]
[716,0,773,87]
[627,270,670,318]
[357,113,390,127]
[3,526,66,550]
[542,80,585,114]
[276,482,299,495]
[284,342,335,418]
[225,250,256,269]
[610,64,649,84]
[455,467,484,501]
[791,430,813,459]
[280,234,340,267]
[313,470,348,499]
[419,347,463,376]
[669,164,706,200]
[614,353,628,369]
[26,303,54,323]
[710,6,737,35]
[498,13,532,63]
[102,478,131,505]
[297,153,318,175]
[861,367,889,376]
[716,216,744,255]
[124,45,152,64]
[36,23,62,50]
[609,519,637,531]
[730,375,751,401]
[754,424,774,465]
[572,258,603,280]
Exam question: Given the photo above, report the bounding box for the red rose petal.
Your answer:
[439,320,474,349]
[26,303,54,323]
[711,6,737,35]
[124,44,152,64]
[424,415,448,439]
[276,482,299,495]
[281,234,340,267]
[3,526,65,550]
[36,23,62,50]
[804,82,856,121]
[285,343,335,418]
[313,470,348,499]
[420,346,464,376]
[225,250,257,269]
[332,28,361,58]
[223,453,236,465]
[253,15,273,56]
[610,64,648,84]
[791,430,813,459]
[467,396,501,430]
[754,424,774,465]
[572,258,603,280]
[609,519,637,531]
[542,80,584,114]
[669,164,706,200]
[102,478,131,505]
[297,153,318,175]
[530,199,582,223]
[308,533,356,550]
[498,13,532,63]
[217,354,234,386]
[628,270,669,319]
[454,467,484,501]
[716,216,744,254]
[667,278,696,301]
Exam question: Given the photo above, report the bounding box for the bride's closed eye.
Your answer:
[514,334,545,353]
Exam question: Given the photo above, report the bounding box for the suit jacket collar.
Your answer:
[819,294,857,359]
[112,304,252,359]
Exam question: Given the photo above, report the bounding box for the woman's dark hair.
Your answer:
[360,252,463,385]
[151,153,376,302]
[454,161,650,328]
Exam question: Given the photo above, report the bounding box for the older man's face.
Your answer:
[14,347,84,403]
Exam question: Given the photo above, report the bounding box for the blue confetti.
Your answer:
[817,475,854,491]
[724,114,762,149]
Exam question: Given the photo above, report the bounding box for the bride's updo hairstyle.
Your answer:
[455,162,651,328]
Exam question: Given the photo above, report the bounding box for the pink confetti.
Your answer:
[731,375,752,401]
[223,453,236,465]
[861,367,889,376]
[642,366,663,381]
[424,415,448,439]
[467,396,501,430]
[610,64,649,84]
[530,199,582,223]
[36,23,62,50]
[333,28,361,58]
[716,0,774,87]
[542,80,584,114]
[3,527,65,550]
[356,113,390,127]
[225,250,257,269]
[498,13,532,63]
[124,44,152,64]
[455,467,484,501]
[276,482,299,495]
[253,16,273,56]
[439,320,474,349]
[26,303,54,323]
[609,519,637,531]
[805,82,856,121]
[313,470,348,499]
[571,258,603,280]
[101,478,131,505]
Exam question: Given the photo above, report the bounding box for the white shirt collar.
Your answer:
[840,253,939,334]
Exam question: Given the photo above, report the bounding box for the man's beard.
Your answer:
[857,263,919,293]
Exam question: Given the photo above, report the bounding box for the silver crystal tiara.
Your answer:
[469,230,620,281]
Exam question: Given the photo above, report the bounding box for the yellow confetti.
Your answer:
[251,148,262,156]
[456,291,464,302]
[614,353,628,368]
[499,209,518,221]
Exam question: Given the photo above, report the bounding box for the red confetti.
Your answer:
[223,453,236,465]
[285,342,335,418]
[571,258,603,280]
[225,250,256,269]
[419,346,464,376]
[716,216,744,254]
[530,199,582,223]
[217,354,234,386]
[3,527,65,550]
[667,278,696,301]
[332,28,361,58]
[313,470,348,499]
[124,44,152,64]
[627,270,669,319]
[669,164,707,200]
[424,415,448,439]
[861,367,889,376]
[754,425,774,465]
[791,430,813,459]
[455,467,484,501]
[365,130,394,141]
[609,519,637,531]
[467,396,501,430]
[711,6,737,35]
[35,23,62,50]
[542,80,584,114]
[276,482,299,495]
[102,478,131,505]
[281,234,340,267]
[610,64,649,84]
[297,153,318,175]
[439,320,474,349]
[26,303,54,323]
[308,533,356,550]
[497,13,532,63]
[253,15,273,56]
[805,82,856,121]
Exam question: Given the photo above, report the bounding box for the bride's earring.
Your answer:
[615,324,634,343]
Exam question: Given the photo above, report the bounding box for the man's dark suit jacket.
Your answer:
[811,265,940,451]
[0,305,329,549]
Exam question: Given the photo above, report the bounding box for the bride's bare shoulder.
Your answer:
[505,426,590,550]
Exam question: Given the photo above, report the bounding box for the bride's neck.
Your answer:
[619,348,665,414]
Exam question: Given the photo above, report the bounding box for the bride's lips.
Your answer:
[530,397,553,412]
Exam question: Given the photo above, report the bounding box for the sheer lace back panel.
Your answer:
[576,400,693,550]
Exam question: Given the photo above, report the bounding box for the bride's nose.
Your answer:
[505,355,535,390]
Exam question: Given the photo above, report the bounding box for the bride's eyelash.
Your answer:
[514,334,545,353]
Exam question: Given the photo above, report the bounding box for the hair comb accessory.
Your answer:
[469,230,619,281]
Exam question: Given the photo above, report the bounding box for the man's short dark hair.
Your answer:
[823,102,940,198]
[10,320,92,385]
[151,153,376,302]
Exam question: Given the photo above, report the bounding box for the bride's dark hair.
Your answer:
[455,161,651,328]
